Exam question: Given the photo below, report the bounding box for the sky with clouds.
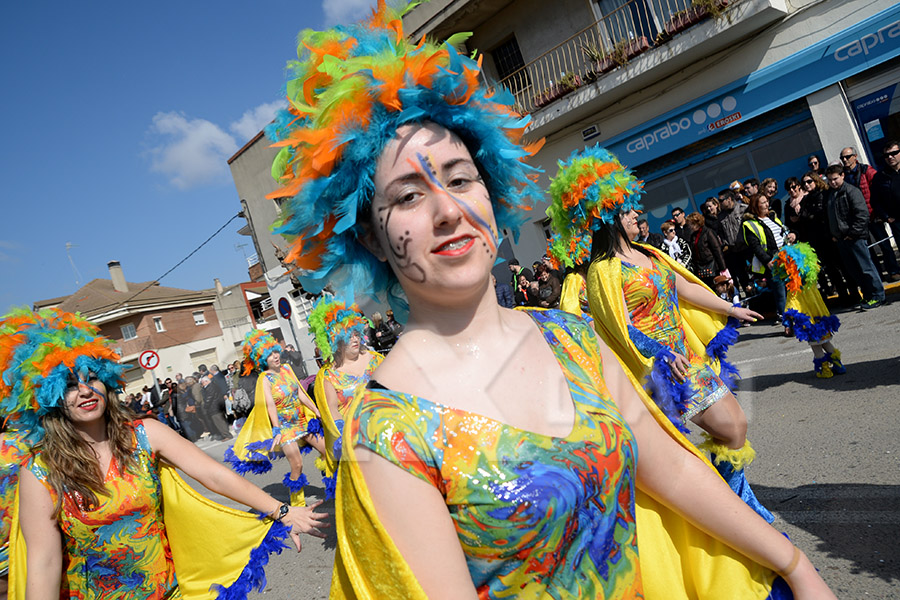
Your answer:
[0,0,376,313]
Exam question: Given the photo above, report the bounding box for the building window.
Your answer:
[153,317,165,332]
[193,310,207,325]
[121,323,137,341]
[492,37,530,98]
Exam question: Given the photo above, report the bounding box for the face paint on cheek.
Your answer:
[376,205,426,283]
[414,153,499,254]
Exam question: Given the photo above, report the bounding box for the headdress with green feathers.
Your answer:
[307,296,369,364]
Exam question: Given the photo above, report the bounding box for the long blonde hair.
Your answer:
[36,390,137,515]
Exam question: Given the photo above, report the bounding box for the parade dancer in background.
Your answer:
[546,145,774,522]
[772,243,846,378]
[227,330,326,508]
[2,309,326,599]
[308,295,382,499]
[260,3,833,598]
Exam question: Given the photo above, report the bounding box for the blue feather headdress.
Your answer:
[265,0,544,310]
[307,295,369,364]
[0,308,125,440]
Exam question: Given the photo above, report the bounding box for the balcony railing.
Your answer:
[497,0,731,114]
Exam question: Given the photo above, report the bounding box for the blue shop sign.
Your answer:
[605,4,900,166]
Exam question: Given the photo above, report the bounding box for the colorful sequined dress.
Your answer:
[325,352,383,416]
[29,422,179,600]
[621,258,728,422]
[266,365,314,446]
[346,310,642,598]
[0,430,29,575]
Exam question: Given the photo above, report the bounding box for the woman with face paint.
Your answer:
[308,296,382,499]
[3,309,327,599]
[265,4,835,599]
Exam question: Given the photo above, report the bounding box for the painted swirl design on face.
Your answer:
[377,204,427,283]
[414,153,498,254]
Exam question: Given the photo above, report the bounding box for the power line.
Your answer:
[110,212,244,312]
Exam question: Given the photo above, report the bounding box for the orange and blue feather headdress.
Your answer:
[266,1,544,309]
[545,145,644,266]
[307,296,369,364]
[241,329,283,375]
[0,308,124,439]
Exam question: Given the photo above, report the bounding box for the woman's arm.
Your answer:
[142,419,328,550]
[262,376,280,430]
[356,447,479,600]
[596,342,835,599]
[673,268,761,322]
[19,468,63,600]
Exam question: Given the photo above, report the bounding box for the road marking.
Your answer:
[734,349,811,365]
[776,511,900,524]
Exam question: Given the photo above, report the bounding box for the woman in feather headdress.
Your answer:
[227,329,326,509]
[771,243,845,377]
[308,296,382,499]
[2,309,326,599]
[548,145,774,523]
[261,2,834,598]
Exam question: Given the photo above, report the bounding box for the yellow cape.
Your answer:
[329,312,780,599]
[231,365,317,468]
[315,368,341,479]
[587,245,728,380]
[9,465,285,599]
[558,272,586,316]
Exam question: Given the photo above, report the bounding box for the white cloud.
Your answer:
[229,100,285,144]
[148,112,238,189]
[323,0,377,25]
[0,240,20,263]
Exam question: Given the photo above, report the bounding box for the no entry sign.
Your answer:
[139,350,160,370]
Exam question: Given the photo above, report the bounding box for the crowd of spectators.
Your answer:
[498,141,899,319]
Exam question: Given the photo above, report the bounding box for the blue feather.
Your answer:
[783,310,840,343]
[210,521,291,599]
[282,472,308,492]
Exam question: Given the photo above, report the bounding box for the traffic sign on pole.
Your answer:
[278,297,292,319]
[139,350,160,370]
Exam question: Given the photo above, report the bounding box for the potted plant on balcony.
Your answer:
[623,36,651,59]
[691,0,733,21]
[557,71,583,95]
[581,43,616,79]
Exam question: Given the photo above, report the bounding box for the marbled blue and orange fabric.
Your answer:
[265,366,314,446]
[326,352,383,416]
[621,258,728,421]
[0,430,29,574]
[29,422,179,599]
[351,309,642,599]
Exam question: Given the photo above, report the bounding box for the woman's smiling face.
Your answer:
[367,123,498,303]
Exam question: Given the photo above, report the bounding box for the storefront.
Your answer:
[600,3,900,231]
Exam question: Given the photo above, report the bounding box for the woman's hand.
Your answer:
[282,500,330,551]
[667,352,690,381]
[731,306,762,323]
[784,550,838,599]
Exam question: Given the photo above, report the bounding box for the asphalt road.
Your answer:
[192,294,900,599]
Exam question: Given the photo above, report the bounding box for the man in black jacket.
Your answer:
[871,139,900,279]
[825,165,885,309]
[635,219,664,249]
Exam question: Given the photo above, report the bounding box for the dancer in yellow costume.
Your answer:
[264,2,834,598]
[308,296,382,499]
[0,308,327,600]
[772,243,846,378]
[227,330,326,508]
[548,146,777,523]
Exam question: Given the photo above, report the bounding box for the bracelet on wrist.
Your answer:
[778,546,802,577]
[727,304,735,315]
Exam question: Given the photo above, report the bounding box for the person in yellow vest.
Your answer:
[742,193,796,332]
[259,4,835,598]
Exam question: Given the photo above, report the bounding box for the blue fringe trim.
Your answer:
[322,474,337,500]
[766,576,794,600]
[644,349,692,434]
[299,443,313,455]
[783,310,840,343]
[704,317,741,391]
[307,417,324,437]
[224,446,273,476]
[210,520,291,599]
[282,472,308,492]
[813,355,830,372]
[333,436,343,462]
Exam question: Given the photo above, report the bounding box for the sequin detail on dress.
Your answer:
[621,258,728,422]
[351,309,642,599]
[265,366,314,445]
[326,352,383,416]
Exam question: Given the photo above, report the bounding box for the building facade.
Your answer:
[405,0,900,259]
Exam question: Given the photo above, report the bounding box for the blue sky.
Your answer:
[0,0,376,313]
